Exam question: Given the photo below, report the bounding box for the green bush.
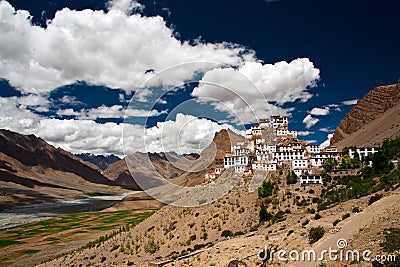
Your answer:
[286,171,298,185]
[308,208,316,214]
[221,230,233,237]
[259,203,270,223]
[342,213,350,220]
[309,226,325,244]
[258,181,273,198]
[368,194,383,205]
[352,206,360,213]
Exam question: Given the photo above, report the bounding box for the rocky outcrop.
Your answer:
[331,83,400,145]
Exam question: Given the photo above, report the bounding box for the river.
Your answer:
[0,191,140,230]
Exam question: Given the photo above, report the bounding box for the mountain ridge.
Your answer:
[331,82,400,147]
[0,129,128,209]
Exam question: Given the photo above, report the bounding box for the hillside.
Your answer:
[40,170,400,267]
[0,129,127,210]
[103,129,244,192]
[331,82,400,147]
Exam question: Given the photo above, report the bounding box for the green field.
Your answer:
[0,209,154,266]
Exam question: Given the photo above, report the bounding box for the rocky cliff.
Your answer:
[331,83,400,145]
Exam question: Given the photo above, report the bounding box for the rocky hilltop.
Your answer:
[331,82,400,146]
[75,153,121,170]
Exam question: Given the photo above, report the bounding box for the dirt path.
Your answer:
[294,189,400,267]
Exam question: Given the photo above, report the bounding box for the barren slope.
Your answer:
[331,83,400,146]
[0,129,126,209]
[334,103,400,149]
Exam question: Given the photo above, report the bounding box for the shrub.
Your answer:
[381,228,400,253]
[302,219,310,227]
[287,230,294,236]
[314,213,322,220]
[234,231,244,237]
[286,171,298,185]
[308,208,316,214]
[258,181,273,198]
[259,203,270,223]
[144,239,159,254]
[352,206,360,213]
[368,194,383,205]
[309,226,325,244]
[332,219,341,226]
[342,213,350,220]
[221,230,233,237]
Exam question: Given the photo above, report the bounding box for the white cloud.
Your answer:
[319,133,333,149]
[305,140,317,144]
[192,58,320,123]
[106,0,144,14]
[310,107,330,116]
[56,108,80,117]
[0,99,231,156]
[144,113,232,154]
[319,127,333,133]
[56,105,165,119]
[58,95,84,106]
[302,114,319,129]
[342,99,358,106]
[0,1,251,95]
[297,131,314,136]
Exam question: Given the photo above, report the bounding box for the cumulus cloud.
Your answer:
[319,133,334,149]
[297,131,314,136]
[56,105,166,119]
[342,99,358,106]
[192,58,320,123]
[0,1,251,95]
[319,127,333,133]
[0,1,324,156]
[107,0,144,14]
[310,107,330,116]
[302,114,319,129]
[0,99,229,156]
[144,113,232,154]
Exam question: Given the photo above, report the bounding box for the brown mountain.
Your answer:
[75,153,121,170]
[0,129,127,210]
[103,128,244,190]
[331,82,400,148]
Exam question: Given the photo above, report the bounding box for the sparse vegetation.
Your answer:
[381,228,400,253]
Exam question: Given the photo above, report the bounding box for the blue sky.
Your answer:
[0,0,399,156]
